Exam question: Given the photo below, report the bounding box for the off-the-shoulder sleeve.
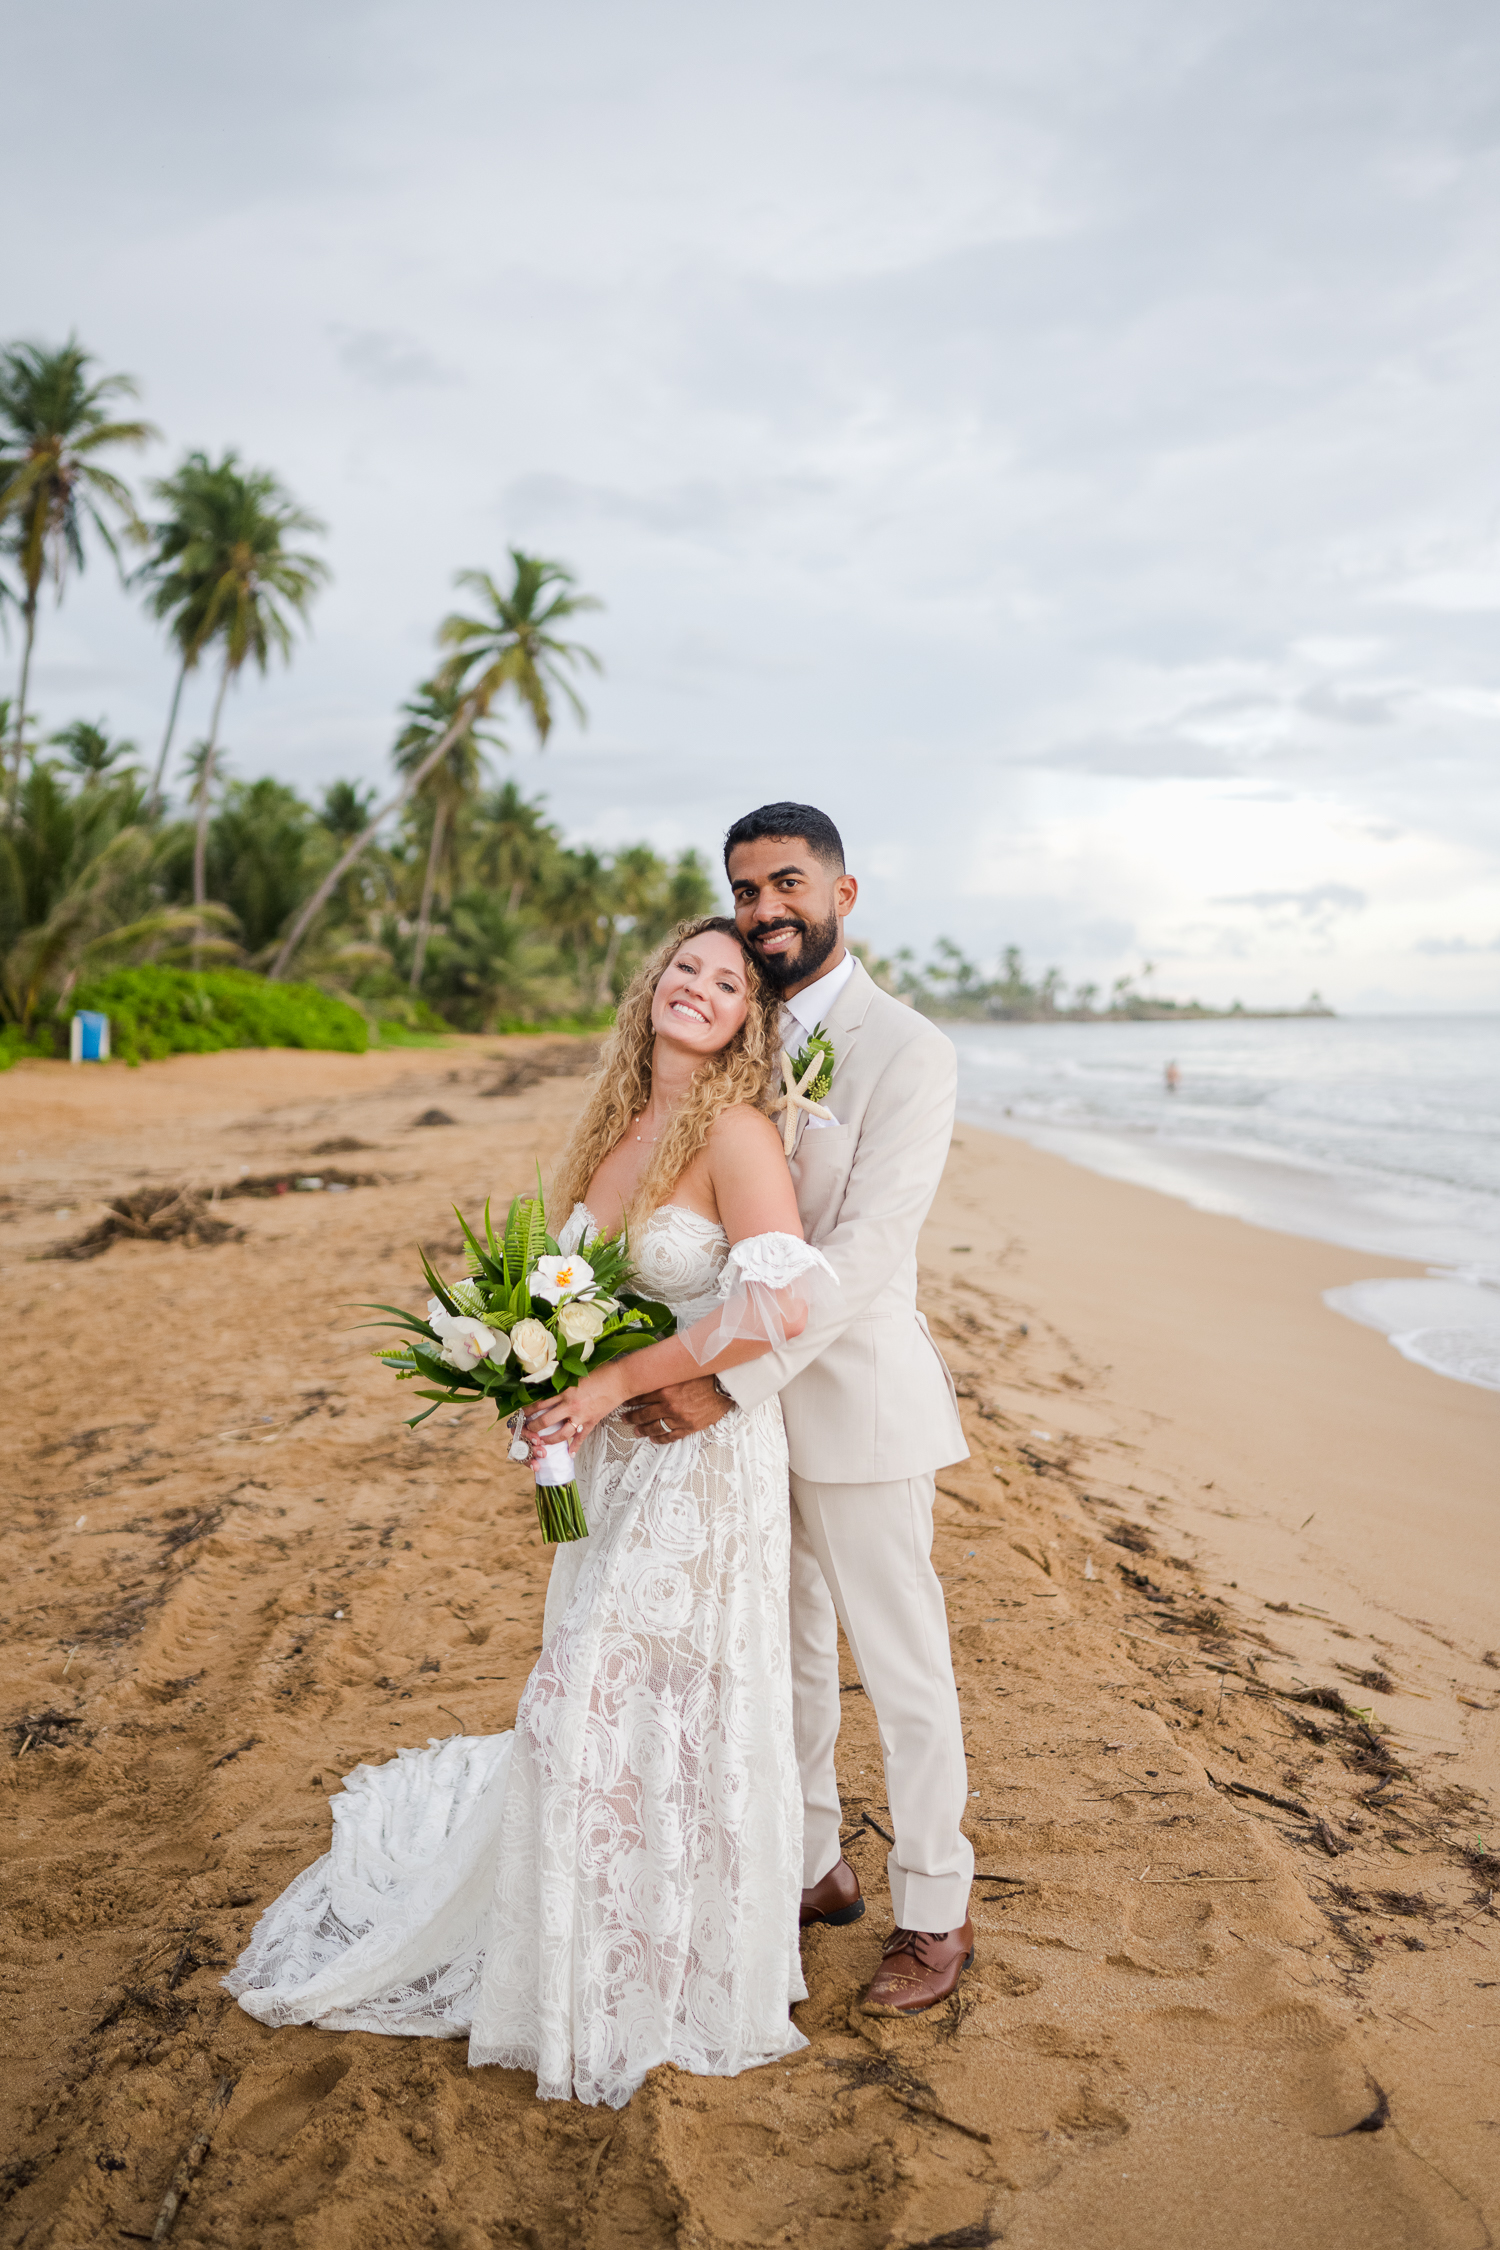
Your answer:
[556,1202,598,1255]
[677,1232,838,1365]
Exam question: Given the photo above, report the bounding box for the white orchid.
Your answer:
[510,1317,560,1384]
[529,1252,596,1306]
[427,1304,499,1372]
[556,1298,607,1360]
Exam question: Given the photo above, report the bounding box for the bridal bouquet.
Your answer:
[368,1179,672,1542]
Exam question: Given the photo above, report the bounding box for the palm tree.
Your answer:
[50,718,137,785]
[312,778,389,931]
[469,780,558,915]
[592,842,663,1007]
[136,451,251,815]
[392,679,502,989]
[0,548,19,635]
[156,453,326,917]
[319,778,377,842]
[270,550,602,980]
[546,846,617,1009]
[435,553,601,742]
[0,339,157,819]
[2,827,231,1035]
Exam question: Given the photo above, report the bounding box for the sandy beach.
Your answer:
[2,1041,1496,2249]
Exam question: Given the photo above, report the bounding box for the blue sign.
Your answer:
[71,1011,111,1063]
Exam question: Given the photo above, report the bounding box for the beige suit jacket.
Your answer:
[720,958,969,1484]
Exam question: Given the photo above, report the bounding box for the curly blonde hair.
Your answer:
[552,916,779,1230]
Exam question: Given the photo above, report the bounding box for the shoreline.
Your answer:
[931,1120,1499,1678]
[2,1047,1496,2245]
[954,1106,1500,1392]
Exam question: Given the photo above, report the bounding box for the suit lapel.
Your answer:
[786,958,874,1155]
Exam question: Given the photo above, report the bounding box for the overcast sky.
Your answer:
[8,0,1499,1007]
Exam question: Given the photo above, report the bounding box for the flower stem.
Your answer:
[534,1479,589,1544]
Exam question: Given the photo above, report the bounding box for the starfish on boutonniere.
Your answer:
[771,1031,837,1154]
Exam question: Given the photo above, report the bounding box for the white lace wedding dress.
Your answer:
[225,1204,817,2108]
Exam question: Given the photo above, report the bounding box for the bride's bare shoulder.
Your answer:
[705,1102,787,1164]
[704,1103,802,1235]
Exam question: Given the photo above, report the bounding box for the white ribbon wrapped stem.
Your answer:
[533,1437,578,1488]
[678,1232,838,1366]
[509,1411,574,1481]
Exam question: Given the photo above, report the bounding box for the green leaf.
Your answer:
[419,1250,462,1319]
[588,1333,650,1368]
[455,1204,505,1284]
[355,1301,437,1336]
[504,1190,546,1287]
[789,1028,836,1103]
[501,1190,525,1287]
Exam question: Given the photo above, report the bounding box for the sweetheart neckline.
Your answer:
[577,1199,727,1243]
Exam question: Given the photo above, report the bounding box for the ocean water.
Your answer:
[948,1015,1500,1394]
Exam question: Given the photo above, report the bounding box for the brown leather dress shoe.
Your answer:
[799,1858,865,1929]
[861,1920,975,2013]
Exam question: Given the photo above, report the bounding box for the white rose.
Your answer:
[529,1253,595,1307]
[510,1317,560,1384]
[556,1299,607,1360]
[427,1307,498,1371]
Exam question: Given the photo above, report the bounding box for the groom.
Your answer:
[625,801,975,2013]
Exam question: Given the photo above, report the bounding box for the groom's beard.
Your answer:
[748,907,841,994]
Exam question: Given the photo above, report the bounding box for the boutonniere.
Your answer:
[771,1029,837,1153]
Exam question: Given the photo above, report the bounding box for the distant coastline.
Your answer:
[857,938,1336,1023]
[917,996,1336,1023]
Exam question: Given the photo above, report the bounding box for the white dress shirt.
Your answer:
[776,950,856,1128]
[778,948,856,1042]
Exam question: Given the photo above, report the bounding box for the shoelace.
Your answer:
[881,1927,952,1965]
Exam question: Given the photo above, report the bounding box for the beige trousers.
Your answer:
[789,1471,974,1932]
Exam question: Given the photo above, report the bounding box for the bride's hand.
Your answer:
[520,1370,622,1458]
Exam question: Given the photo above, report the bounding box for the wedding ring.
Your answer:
[658,1417,672,1436]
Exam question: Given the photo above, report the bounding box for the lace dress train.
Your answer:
[226,1206,817,2108]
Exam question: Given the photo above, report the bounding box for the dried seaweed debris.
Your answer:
[44,1187,244,1260]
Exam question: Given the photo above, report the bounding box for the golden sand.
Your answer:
[2,1043,1496,2247]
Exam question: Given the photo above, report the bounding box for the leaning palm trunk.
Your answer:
[594,919,624,1010]
[6,596,37,822]
[409,797,448,991]
[146,654,190,818]
[192,659,232,964]
[192,660,231,905]
[269,693,481,979]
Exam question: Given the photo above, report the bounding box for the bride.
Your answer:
[226,916,833,2109]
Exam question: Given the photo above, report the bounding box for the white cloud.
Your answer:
[330,328,462,390]
[3,0,1498,1009]
[1214,884,1368,919]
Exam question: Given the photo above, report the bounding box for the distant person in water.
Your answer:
[1164,1060,1180,1093]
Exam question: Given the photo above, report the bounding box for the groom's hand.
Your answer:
[623,1377,731,1444]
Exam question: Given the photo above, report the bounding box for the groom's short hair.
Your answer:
[723,802,845,873]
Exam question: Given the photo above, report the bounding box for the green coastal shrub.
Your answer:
[65,967,369,1064]
[0,1025,56,1071]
